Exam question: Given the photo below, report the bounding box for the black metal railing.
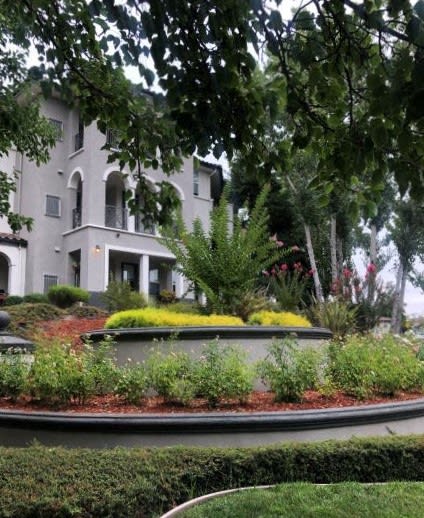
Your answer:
[134,214,155,235]
[72,208,81,228]
[105,205,128,230]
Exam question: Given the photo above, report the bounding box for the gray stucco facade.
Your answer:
[0,95,222,300]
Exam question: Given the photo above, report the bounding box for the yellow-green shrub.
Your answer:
[105,307,244,328]
[248,310,311,327]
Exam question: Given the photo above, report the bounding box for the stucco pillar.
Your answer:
[140,254,149,296]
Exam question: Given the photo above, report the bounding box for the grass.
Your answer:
[181,482,424,517]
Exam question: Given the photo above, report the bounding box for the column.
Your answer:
[140,254,149,296]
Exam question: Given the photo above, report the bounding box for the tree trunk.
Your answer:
[304,223,324,303]
[336,234,344,279]
[391,260,407,334]
[368,223,378,304]
[330,215,338,282]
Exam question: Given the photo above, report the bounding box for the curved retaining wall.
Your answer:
[1,398,424,448]
[85,326,333,368]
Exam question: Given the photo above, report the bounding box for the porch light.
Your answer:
[95,245,101,253]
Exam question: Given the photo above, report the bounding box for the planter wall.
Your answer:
[1,398,424,448]
[86,326,333,391]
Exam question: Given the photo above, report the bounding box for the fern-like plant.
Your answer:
[160,185,287,318]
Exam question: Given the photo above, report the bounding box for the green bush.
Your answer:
[327,334,424,399]
[147,348,195,405]
[307,299,357,338]
[28,342,92,404]
[258,336,321,402]
[66,303,109,319]
[101,280,147,312]
[3,295,23,306]
[47,284,89,308]
[1,437,424,516]
[158,289,177,304]
[83,338,119,395]
[0,350,30,399]
[23,293,48,304]
[194,340,254,406]
[114,363,149,404]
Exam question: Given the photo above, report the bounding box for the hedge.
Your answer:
[1,436,424,517]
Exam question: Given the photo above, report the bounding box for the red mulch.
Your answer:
[1,390,423,415]
[36,317,107,347]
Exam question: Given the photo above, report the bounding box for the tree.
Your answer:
[3,0,424,228]
[160,186,286,318]
[388,198,424,333]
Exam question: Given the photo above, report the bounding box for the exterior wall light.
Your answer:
[95,245,101,253]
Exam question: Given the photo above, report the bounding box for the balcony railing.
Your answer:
[135,214,155,235]
[105,205,128,230]
[72,207,81,228]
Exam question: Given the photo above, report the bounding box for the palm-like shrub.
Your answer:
[161,185,286,318]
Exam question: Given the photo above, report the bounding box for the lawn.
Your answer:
[181,482,424,517]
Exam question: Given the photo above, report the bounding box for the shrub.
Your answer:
[146,348,195,405]
[101,280,147,312]
[2,437,424,516]
[28,342,91,404]
[307,299,357,337]
[3,295,23,306]
[105,307,244,329]
[258,336,321,402]
[327,334,424,399]
[47,285,89,309]
[248,310,311,327]
[158,289,177,304]
[23,293,48,304]
[114,363,149,404]
[83,337,119,395]
[66,303,109,319]
[194,340,254,406]
[0,349,30,400]
[160,185,287,317]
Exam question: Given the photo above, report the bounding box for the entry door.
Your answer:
[121,262,139,291]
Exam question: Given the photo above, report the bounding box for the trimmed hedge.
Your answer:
[1,436,424,516]
[48,285,89,308]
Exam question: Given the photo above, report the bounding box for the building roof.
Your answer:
[0,233,27,247]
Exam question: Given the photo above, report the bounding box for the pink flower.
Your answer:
[291,245,300,252]
[293,262,303,272]
[276,240,284,248]
[367,262,377,274]
[263,270,270,277]
[308,269,315,276]
[343,268,352,279]
[280,263,289,271]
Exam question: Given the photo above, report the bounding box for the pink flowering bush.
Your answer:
[264,248,313,311]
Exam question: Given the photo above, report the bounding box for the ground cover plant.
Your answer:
[1,436,424,517]
[181,481,424,518]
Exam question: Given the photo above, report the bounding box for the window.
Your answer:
[74,118,84,151]
[49,119,63,141]
[43,274,58,294]
[45,195,61,217]
[193,168,199,196]
[106,129,120,150]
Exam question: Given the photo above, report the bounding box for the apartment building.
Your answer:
[0,95,223,302]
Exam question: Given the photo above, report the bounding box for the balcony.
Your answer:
[72,207,81,228]
[105,205,128,230]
